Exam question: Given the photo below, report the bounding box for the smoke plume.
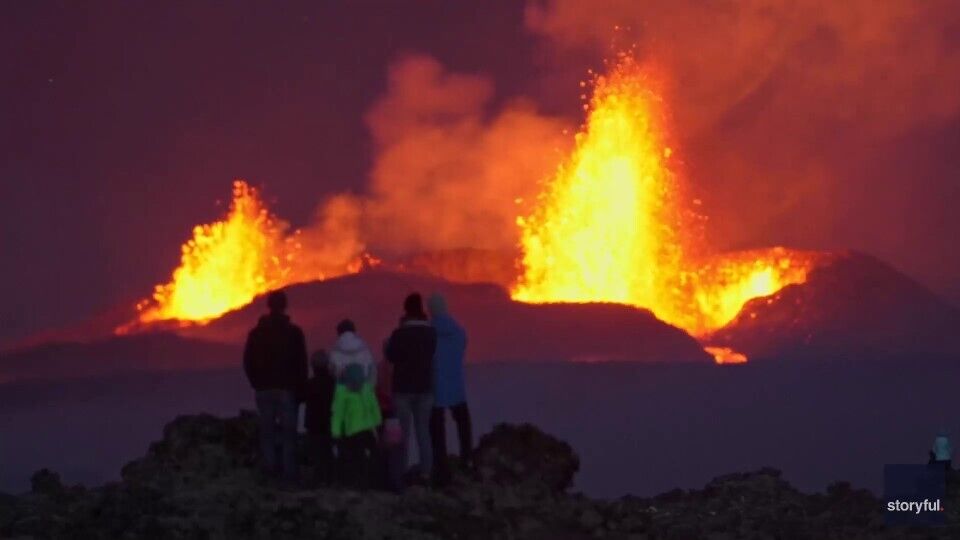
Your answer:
[360,55,570,256]
[526,0,960,138]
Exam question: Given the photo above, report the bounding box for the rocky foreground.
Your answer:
[1,412,958,539]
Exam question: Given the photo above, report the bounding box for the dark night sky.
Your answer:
[2,1,959,343]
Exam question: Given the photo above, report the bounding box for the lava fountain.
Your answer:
[124,180,363,330]
[512,54,817,356]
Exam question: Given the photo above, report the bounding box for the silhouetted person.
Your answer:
[930,430,952,470]
[385,293,437,485]
[303,350,336,485]
[375,340,404,492]
[426,293,472,485]
[242,290,307,483]
[380,412,405,493]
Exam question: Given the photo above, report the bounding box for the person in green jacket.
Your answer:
[330,322,382,488]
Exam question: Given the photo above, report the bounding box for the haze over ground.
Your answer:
[3,360,958,498]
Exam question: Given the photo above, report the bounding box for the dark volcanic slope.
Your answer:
[0,272,711,383]
[177,270,712,364]
[710,251,960,361]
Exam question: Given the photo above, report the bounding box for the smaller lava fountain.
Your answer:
[135,181,304,324]
[121,181,363,332]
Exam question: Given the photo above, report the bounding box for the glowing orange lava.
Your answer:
[125,54,818,367]
[512,54,816,361]
[129,180,362,328]
[703,346,748,365]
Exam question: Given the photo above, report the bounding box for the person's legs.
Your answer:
[387,442,405,492]
[255,390,280,475]
[358,430,378,489]
[279,390,300,482]
[308,431,334,485]
[430,406,448,480]
[451,402,473,464]
[412,394,434,478]
[394,394,414,475]
[342,434,363,488]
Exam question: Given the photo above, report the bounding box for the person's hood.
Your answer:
[428,293,448,317]
[334,331,368,355]
[431,314,462,336]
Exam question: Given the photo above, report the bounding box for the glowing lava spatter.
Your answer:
[512,54,815,354]
[134,180,302,324]
[128,180,364,328]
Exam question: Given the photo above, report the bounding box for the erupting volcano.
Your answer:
[511,55,819,343]
[122,54,827,363]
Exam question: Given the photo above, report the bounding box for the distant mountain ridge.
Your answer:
[5,251,958,382]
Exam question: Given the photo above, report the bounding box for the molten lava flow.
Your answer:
[127,180,363,329]
[512,54,817,359]
[703,346,747,365]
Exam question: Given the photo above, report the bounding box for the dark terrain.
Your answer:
[3,410,958,539]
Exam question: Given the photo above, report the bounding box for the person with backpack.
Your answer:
[328,319,376,384]
[329,319,381,488]
[427,293,472,485]
[242,290,308,483]
[384,293,437,486]
[303,349,336,486]
[331,363,382,488]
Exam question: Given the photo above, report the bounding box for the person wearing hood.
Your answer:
[930,430,952,470]
[242,290,308,483]
[385,293,437,485]
[328,319,381,488]
[328,319,376,385]
[427,293,472,484]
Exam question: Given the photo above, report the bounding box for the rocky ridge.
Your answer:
[2,411,958,539]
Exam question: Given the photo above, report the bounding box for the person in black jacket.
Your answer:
[243,290,308,483]
[303,349,336,486]
[384,293,437,485]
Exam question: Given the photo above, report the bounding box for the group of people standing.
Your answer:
[242,289,471,491]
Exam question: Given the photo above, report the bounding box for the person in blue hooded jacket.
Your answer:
[427,293,472,484]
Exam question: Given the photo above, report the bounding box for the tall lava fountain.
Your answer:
[511,54,817,345]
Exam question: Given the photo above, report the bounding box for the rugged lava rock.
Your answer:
[2,411,958,539]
